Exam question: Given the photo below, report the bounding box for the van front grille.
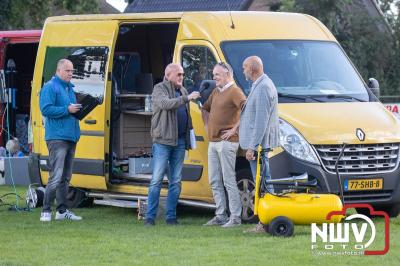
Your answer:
[343,190,393,202]
[314,143,400,174]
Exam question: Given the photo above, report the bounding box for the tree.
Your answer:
[378,0,400,97]
[280,0,400,96]
[0,0,99,30]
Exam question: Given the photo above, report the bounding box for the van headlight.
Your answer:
[279,119,320,164]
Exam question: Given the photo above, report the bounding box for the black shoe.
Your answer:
[144,219,155,227]
[166,219,179,225]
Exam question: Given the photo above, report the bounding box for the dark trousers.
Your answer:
[42,140,76,213]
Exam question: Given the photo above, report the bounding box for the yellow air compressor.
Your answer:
[254,146,344,237]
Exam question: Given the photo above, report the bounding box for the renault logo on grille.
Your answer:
[356,128,365,141]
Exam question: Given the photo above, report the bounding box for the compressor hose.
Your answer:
[335,143,347,203]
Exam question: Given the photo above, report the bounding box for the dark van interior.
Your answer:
[110,23,179,184]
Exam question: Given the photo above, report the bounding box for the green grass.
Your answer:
[0,185,399,266]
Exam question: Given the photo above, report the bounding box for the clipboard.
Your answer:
[71,94,100,120]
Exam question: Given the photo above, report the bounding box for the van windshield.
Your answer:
[221,40,369,102]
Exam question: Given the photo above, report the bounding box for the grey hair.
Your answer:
[215,62,233,76]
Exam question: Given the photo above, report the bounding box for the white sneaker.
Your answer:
[221,218,241,228]
[203,216,229,226]
[40,212,52,222]
[55,210,82,221]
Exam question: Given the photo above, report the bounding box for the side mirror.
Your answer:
[368,78,380,99]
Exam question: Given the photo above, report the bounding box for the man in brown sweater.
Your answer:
[202,62,246,227]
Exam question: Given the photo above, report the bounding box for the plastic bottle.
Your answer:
[145,95,152,112]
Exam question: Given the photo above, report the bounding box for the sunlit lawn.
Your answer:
[0,185,399,265]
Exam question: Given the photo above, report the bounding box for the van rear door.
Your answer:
[33,20,118,189]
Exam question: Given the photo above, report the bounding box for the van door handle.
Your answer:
[195,136,204,142]
[84,119,97,125]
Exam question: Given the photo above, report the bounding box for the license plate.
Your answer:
[344,178,383,191]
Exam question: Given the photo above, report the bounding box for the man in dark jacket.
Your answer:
[145,63,200,226]
[39,59,82,222]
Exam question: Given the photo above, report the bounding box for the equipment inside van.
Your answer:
[110,23,179,184]
[0,30,40,151]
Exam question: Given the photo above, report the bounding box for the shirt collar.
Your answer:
[54,75,74,88]
[252,74,266,88]
[218,81,234,92]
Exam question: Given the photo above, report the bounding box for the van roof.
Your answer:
[0,30,41,43]
[45,11,335,42]
[46,11,184,22]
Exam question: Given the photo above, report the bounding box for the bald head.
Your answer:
[56,59,74,83]
[165,63,184,88]
[243,56,264,82]
[57,59,72,71]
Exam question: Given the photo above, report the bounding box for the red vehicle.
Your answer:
[0,30,41,150]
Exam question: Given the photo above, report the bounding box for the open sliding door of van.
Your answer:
[33,20,119,190]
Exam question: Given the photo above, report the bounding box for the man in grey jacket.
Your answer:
[239,56,279,232]
[145,63,200,226]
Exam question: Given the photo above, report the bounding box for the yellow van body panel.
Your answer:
[41,171,107,190]
[181,102,213,201]
[32,20,120,190]
[41,21,119,46]
[38,135,106,160]
[279,102,400,144]
[178,12,335,42]
[108,184,153,196]
[174,39,223,200]
[45,12,183,23]
[44,11,334,42]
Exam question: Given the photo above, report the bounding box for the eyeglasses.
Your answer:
[177,72,185,77]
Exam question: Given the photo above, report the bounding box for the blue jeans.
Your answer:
[249,149,273,193]
[146,138,186,221]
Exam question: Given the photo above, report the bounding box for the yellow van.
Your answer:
[30,11,400,219]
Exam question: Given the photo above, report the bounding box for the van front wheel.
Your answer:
[236,169,256,223]
[356,204,400,218]
[374,204,400,218]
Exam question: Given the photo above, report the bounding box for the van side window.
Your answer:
[43,46,108,104]
[181,46,217,93]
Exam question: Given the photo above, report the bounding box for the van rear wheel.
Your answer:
[236,169,256,223]
[67,187,93,208]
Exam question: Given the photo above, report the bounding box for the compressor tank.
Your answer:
[257,193,343,225]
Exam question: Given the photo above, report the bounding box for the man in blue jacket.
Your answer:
[39,59,82,222]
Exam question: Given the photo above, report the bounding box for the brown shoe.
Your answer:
[243,222,266,234]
